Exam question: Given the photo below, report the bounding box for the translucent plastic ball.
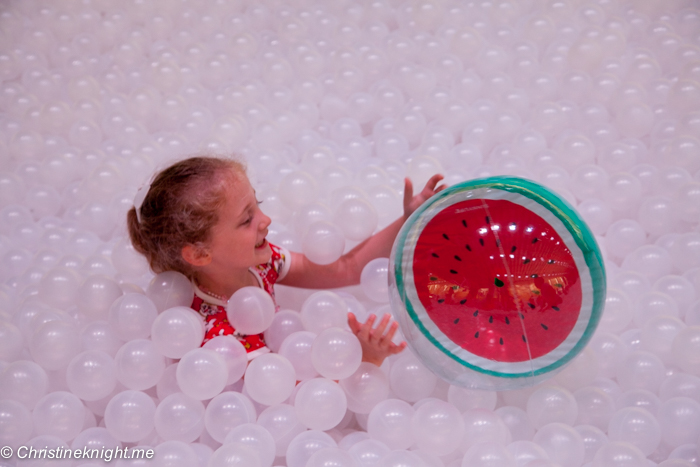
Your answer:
[202,335,248,385]
[360,258,390,303]
[622,245,672,282]
[257,403,306,457]
[607,407,661,456]
[108,293,158,341]
[411,399,465,456]
[226,286,275,335]
[38,267,81,308]
[279,330,319,381]
[301,221,346,265]
[103,390,157,443]
[32,391,85,442]
[176,348,228,401]
[0,321,24,362]
[333,198,379,242]
[300,291,348,334]
[495,406,534,442]
[311,327,362,380]
[263,310,305,353]
[592,440,647,467]
[389,353,437,402]
[76,274,123,319]
[286,430,338,467]
[65,350,117,401]
[461,441,516,467]
[671,326,700,376]
[0,400,32,449]
[460,408,512,453]
[448,385,497,412]
[204,391,257,444]
[81,320,123,357]
[223,423,276,467]
[307,448,357,467]
[114,339,166,390]
[641,316,686,365]
[29,319,81,371]
[244,353,296,406]
[151,306,205,359]
[573,386,614,431]
[208,443,262,467]
[616,350,666,393]
[367,398,415,450]
[0,359,49,410]
[653,275,697,316]
[294,378,347,431]
[152,440,199,467]
[633,291,679,327]
[530,422,583,467]
[526,386,578,429]
[146,271,194,312]
[605,219,647,260]
[154,392,205,443]
[279,170,319,210]
[658,397,700,448]
[338,361,390,414]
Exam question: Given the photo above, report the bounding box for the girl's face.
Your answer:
[206,170,272,274]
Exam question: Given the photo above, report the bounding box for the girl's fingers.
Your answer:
[359,314,376,341]
[380,321,399,347]
[372,314,391,342]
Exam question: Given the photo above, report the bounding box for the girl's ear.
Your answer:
[182,244,212,267]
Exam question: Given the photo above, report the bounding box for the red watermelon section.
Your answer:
[412,198,583,363]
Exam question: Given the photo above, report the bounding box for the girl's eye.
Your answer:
[256,199,263,205]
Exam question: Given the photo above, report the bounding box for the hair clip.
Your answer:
[133,182,152,224]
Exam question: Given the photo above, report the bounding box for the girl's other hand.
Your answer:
[403,174,446,219]
[348,312,407,367]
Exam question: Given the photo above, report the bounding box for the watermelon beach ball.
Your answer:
[389,177,606,390]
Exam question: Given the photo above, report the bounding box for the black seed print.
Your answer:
[473,310,479,317]
[437,299,444,303]
[479,238,484,246]
[432,253,439,258]
[454,318,459,324]
[475,332,479,338]
[499,337,504,345]
[443,233,450,240]
[489,316,493,323]
[494,278,504,287]
[462,220,468,228]
[532,238,539,244]
[541,323,548,330]
[496,239,501,247]
[548,259,555,264]
[452,286,458,291]
[519,313,525,319]
[523,258,531,264]
[430,276,438,281]
[511,246,516,253]
[527,302,535,309]
[466,244,472,251]
[522,335,527,342]
[505,317,510,325]
[485,216,491,224]
[531,274,538,278]
[552,306,560,311]
[450,269,458,274]
[460,299,467,305]
[454,255,462,261]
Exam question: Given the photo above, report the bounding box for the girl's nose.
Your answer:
[260,212,272,230]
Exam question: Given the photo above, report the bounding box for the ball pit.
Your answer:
[0,0,699,466]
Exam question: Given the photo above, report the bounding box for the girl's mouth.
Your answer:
[255,239,267,249]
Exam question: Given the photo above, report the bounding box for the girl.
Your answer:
[127,156,445,366]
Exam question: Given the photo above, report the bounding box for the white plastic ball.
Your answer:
[257,403,306,457]
[307,447,357,467]
[146,271,194,312]
[461,441,516,467]
[302,221,346,265]
[573,386,614,431]
[367,398,415,450]
[226,286,275,335]
[114,339,166,390]
[38,267,81,309]
[300,291,348,334]
[202,335,248,385]
[32,391,85,442]
[294,378,347,431]
[29,319,81,371]
[671,326,700,376]
[286,430,337,467]
[460,408,512,453]
[108,293,158,341]
[333,198,379,242]
[208,443,261,467]
[263,310,304,353]
[495,406,535,442]
[311,327,362,380]
[244,353,296,406]
[176,348,228,400]
[360,258,390,303]
[339,362,390,414]
[389,353,437,402]
[526,386,578,429]
[605,219,647,260]
[532,422,584,467]
[204,391,257,444]
[279,331,318,381]
[607,407,661,456]
[155,392,205,443]
[411,399,465,456]
[223,423,275,467]
[103,390,157,443]
[151,306,204,359]
[66,350,117,401]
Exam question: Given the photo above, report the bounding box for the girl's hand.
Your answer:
[403,174,447,219]
[348,312,407,367]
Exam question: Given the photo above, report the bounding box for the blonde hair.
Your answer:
[127,156,246,278]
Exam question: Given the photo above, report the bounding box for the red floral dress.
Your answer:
[191,243,291,360]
